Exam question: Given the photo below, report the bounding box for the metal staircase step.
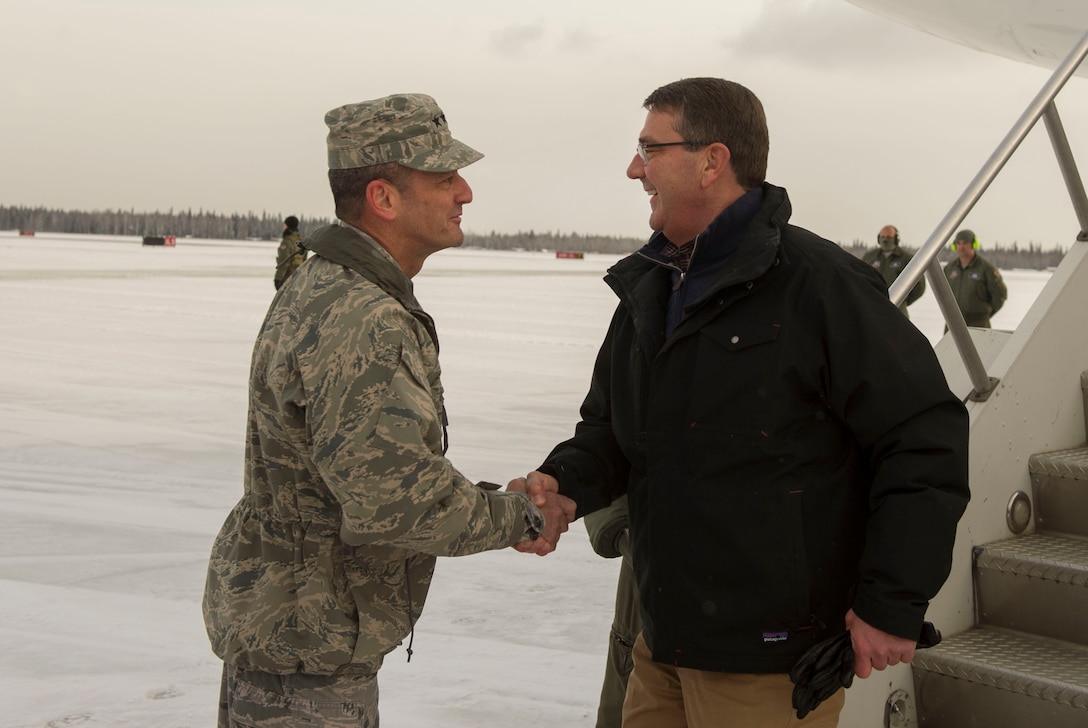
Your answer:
[1030,445,1088,481]
[975,533,1088,645]
[913,627,1088,727]
[1029,445,1088,538]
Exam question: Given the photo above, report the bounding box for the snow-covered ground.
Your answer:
[0,231,1050,727]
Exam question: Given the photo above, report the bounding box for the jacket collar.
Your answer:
[304,221,423,312]
[638,186,764,270]
[609,182,791,296]
[955,253,982,270]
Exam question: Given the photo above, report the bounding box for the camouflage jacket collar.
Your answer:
[305,222,422,312]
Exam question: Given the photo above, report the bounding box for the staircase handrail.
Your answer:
[889,28,1088,401]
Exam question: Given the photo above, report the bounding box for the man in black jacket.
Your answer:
[518,77,970,727]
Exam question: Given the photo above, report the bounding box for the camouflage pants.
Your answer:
[595,552,641,728]
[218,662,379,727]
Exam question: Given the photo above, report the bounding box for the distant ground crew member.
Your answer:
[273,215,307,289]
[944,229,1008,327]
[862,224,925,317]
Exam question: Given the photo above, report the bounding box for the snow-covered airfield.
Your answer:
[0,231,1050,727]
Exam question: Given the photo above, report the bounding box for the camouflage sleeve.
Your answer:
[302,294,531,556]
[275,239,292,270]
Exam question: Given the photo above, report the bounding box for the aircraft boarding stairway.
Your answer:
[911,374,1088,726]
[858,25,1088,728]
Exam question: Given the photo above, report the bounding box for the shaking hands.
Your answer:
[506,470,577,556]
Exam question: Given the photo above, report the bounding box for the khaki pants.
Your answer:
[217,662,379,727]
[622,634,845,728]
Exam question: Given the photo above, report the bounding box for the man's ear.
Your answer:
[701,142,732,187]
[365,179,400,222]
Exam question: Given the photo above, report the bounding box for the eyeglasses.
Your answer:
[636,140,712,164]
[877,236,896,244]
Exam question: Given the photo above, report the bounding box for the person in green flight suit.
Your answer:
[861,224,925,318]
[943,229,1008,327]
[583,496,642,728]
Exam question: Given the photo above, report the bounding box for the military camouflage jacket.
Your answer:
[204,222,536,675]
[274,229,307,289]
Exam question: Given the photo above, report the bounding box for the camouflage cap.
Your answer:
[325,93,483,172]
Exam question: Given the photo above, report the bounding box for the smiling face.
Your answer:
[626,108,710,244]
[396,168,473,257]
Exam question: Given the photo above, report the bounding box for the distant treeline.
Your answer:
[0,205,1069,269]
[0,204,647,253]
[0,205,333,241]
[463,229,645,255]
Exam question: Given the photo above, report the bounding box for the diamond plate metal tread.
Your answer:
[914,628,1088,710]
[1030,446,1088,481]
[976,533,1088,586]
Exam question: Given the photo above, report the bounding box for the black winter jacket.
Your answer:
[541,184,969,673]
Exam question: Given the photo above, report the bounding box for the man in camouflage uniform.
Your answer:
[943,228,1008,327]
[203,93,574,727]
[273,215,307,289]
[861,224,925,318]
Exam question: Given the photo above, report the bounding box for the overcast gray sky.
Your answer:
[3,0,1087,249]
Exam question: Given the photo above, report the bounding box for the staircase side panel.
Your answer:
[928,242,1088,636]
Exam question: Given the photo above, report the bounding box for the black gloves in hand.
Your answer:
[788,622,942,719]
[789,631,854,720]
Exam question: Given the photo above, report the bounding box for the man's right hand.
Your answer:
[507,472,576,555]
[845,609,917,678]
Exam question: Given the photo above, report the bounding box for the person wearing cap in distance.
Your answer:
[273,215,307,290]
[202,93,575,727]
[943,228,1008,328]
[861,224,925,318]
